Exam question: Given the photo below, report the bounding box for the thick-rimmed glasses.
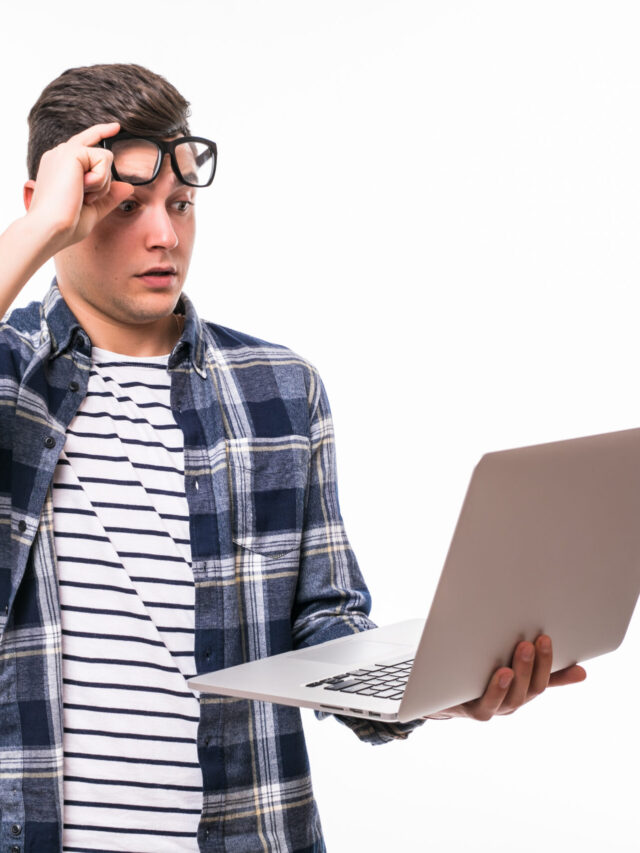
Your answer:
[102,133,217,187]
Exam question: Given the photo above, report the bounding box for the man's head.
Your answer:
[25,64,203,355]
[27,63,191,181]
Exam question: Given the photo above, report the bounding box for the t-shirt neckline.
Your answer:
[91,345,170,364]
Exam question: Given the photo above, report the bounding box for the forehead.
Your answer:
[112,135,196,158]
[111,135,199,186]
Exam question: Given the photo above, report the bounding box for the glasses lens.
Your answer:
[174,140,216,186]
[110,138,161,185]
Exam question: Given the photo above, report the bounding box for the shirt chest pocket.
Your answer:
[227,437,311,558]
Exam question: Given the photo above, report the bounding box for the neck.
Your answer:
[86,313,183,356]
[58,289,184,357]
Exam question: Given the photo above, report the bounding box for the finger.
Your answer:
[84,178,132,209]
[80,150,116,195]
[83,185,112,206]
[83,156,112,191]
[465,668,514,721]
[68,122,122,148]
[548,664,587,687]
[88,180,134,218]
[528,634,553,696]
[84,179,130,205]
[500,641,535,709]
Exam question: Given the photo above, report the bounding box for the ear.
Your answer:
[23,180,36,211]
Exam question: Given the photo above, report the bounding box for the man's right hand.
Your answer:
[0,122,134,318]
[24,122,134,253]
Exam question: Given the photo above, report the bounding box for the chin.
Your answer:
[128,291,181,320]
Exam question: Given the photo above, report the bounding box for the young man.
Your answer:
[0,64,585,852]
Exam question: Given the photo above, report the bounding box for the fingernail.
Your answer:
[521,646,534,662]
[499,672,513,689]
[540,637,551,653]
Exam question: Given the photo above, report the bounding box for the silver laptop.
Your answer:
[189,427,640,723]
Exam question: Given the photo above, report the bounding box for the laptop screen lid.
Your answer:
[398,426,640,721]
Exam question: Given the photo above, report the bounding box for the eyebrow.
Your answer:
[117,174,150,185]
[118,174,197,191]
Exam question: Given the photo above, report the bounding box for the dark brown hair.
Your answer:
[27,63,191,180]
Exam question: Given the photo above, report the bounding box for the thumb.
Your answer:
[90,180,134,220]
[548,664,587,687]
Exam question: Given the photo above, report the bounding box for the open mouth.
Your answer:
[136,268,178,286]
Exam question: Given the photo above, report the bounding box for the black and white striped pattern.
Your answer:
[53,347,202,852]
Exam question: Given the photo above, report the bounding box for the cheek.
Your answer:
[178,219,196,253]
[91,227,139,264]
[86,223,119,255]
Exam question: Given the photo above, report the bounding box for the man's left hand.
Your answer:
[426,634,587,721]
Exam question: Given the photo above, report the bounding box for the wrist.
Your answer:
[0,214,62,318]
[20,210,68,259]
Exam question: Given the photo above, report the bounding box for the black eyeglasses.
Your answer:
[102,133,217,187]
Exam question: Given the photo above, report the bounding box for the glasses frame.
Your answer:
[101,133,218,187]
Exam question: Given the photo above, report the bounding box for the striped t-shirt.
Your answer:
[52,346,203,852]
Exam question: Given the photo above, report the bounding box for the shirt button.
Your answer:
[11,845,21,853]
[10,823,22,835]
[68,380,80,392]
[17,520,27,532]
[44,436,56,448]
[204,648,211,659]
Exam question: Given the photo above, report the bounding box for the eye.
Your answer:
[173,200,194,213]
[118,199,138,214]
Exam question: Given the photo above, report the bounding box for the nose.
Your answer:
[143,202,179,251]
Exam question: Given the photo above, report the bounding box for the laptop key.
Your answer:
[324,679,360,691]
[371,687,400,698]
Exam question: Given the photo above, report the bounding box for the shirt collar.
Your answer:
[44,277,207,378]
[43,280,83,358]
[169,288,208,378]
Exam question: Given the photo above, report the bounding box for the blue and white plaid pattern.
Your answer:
[0,280,422,852]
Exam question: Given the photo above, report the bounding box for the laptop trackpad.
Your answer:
[295,641,411,666]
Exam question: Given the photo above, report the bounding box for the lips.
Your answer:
[135,267,178,289]
[137,266,177,276]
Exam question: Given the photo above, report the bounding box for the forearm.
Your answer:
[293,369,425,743]
[0,214,59,317]
[291,374,374,648]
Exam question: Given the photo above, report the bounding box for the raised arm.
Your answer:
[0,122,133,318]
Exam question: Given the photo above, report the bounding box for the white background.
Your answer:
[2,2,639,850]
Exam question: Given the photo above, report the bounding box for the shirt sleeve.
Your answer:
[291,367,425,744]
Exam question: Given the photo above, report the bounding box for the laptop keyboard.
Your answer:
[305,659,414,700]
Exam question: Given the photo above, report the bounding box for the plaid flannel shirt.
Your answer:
[0,280,421,852]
